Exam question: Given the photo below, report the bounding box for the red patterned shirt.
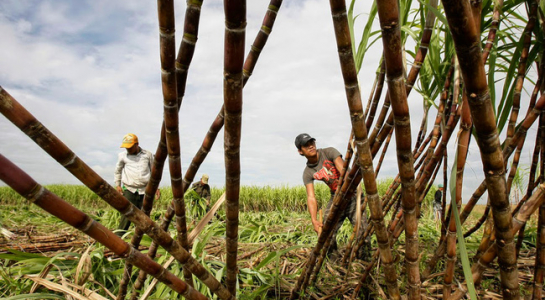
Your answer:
[302,147,342,193]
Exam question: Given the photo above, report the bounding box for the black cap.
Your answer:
[295,133,316,149]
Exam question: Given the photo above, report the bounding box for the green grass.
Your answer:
[0,182,395,299]
[0,180,402,213]
[0,180,527,299]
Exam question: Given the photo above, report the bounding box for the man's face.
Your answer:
[126,143,139,155]
[298,140,316,157]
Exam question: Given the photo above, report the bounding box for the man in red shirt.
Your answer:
[296,133,366,256]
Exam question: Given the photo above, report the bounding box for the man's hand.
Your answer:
[116,186,123,194]
[312,219,323,234]
[155,189,161,200]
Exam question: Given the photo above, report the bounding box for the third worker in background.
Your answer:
[191,174,211,209]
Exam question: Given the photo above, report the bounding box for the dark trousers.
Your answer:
[116,189,144,236]
[324,192,368,253]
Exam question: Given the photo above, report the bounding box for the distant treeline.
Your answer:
[0,179,435,212]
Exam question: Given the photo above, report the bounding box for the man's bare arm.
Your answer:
[305,183,322,233]
[333,156,344,175]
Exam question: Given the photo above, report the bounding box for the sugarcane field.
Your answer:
[0,0,545,299]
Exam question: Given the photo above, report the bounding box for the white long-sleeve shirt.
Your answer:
[114,148,153,194]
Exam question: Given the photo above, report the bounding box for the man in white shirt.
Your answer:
[114,133,160,236]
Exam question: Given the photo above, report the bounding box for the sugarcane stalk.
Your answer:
[421,0,509,283]
[346,183,401,268]
[353,98,444,266]
[243,0,282,85]
[464,202,491,238]
[442,136,469,298]
[374,129,392,176]
[365,60,386,131]
[175,0,203,105]
[375,119,435,225]
[156,0,195,289]
[354,9,453,274]
[424,91,545,278]
[520,113,543,265]
[290,162,361,299]
[515,222,527,258]
[327,0,400,297]
[450,183,545,300]
[370,116,394,155]
[406,99,465,280]
[368,96,391,150]
[441,0,520,295]
[419,60,455,171]
[369,0,438,156]
[473,202,494,263]
[504,0,537,150]
[506,138,526,197]
[223,0,246,294]
[526,109,542,201]
[538,112,545,184]
[440,149,448,231]
[0,87,235,300]
[126,205,174,298]
[443,53,474,298]
[118,129,167,300]
[412,0,438,148]
[415,105,430,151]
[420,6,505,265]
[334,131,355,196]
[413,127,435,173]
[414,90,461,197]
[121,1,206,297]
[0,154,207,300]
[533,200,545,299]
[352,209,405,297]
[375,0,420,297]
[131,1,282,294]
[481,0,503,62]
[309,217,334,286]
[339,185,366,279]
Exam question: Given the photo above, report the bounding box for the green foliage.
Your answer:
[0,180,508,298]
[0,183,330,213]
[184,189,208,220]
[0,247,125,299]
[449,145,477,300]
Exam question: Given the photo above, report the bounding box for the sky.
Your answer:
[0,0,538,204]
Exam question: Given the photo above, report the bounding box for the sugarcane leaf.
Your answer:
[406,49,417,59]
[487,41,498,108]
[497,84,515,132]
[401,25,419,40]
[348,0,357,56]
[215,265,225,282]
[418,0,448,26]
[496,43,521,123]
[278,245,305,256]
[354,1,378,73]
[0,250,47,261]
[449,142,478,300]
[256,251,278,270]
[3,294,65,300]
[247,284,273,299]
